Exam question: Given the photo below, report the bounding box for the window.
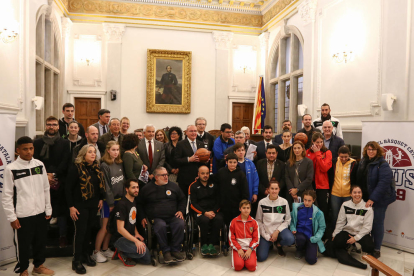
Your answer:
[267,26,304,133]
[35,13,61,133]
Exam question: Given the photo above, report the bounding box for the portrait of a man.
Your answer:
[155,59,183,105]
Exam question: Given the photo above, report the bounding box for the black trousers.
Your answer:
[14,213,47,273]
[222,209,240,231]
[152,217,185,253]
[195,212,224,246]
[73,205,98,261]
[316,189,330,219]
[333,231,374,269]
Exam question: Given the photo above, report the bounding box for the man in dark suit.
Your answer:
[273,120,296,145]
[137,124,165,180]
[195,117,215,152]
[256,125,278,161]
[91,109,110,138]
[256,144,286,201]
[98,118,124,150]
[175,125,209,196]
[323,120,345,187]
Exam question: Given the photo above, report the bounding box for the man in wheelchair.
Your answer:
[189,165,223,256]
[138,167,187,263]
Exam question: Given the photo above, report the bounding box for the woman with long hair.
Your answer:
[92,141,125,263]
[285,141,314,209]
[276,130,292,163]
[122,134,148,188]
[164,126,183,183]
[155,129,169,144]
[356,141,396,258]
[66,145,106,274]
[66,121,82,155]
[306,132,332,218]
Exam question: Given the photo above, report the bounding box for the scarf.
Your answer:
[40,132,61,160]
[75,161,106,201]
[321,114,331,122]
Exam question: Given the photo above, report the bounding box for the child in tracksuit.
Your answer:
[255,180,295,261]
[216,153,250,229]
[233,142,259,217]
[229,200,259,271]
[290,189,326,265]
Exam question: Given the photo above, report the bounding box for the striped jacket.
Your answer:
[229,215,260,251]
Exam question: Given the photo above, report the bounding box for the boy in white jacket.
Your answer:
[255,180,295,261]
[2,136,54,276]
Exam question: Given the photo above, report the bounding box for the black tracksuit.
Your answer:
[189,179,223,245]
[215,167,249,228]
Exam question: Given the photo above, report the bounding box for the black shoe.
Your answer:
[82,254,96,267]
[372,250,381,259]
[72,261,86,274]
[163,251,175,263]
[276,245,286,257]
[171,251,186,262]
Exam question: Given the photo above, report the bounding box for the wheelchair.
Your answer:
[186,197,229,257]
[144,216,194,266]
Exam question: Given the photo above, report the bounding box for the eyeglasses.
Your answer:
[196,123,206,126]
[157,174,169,177]
[46,124,58,127]
[170,133,178,136]
[224,131,232,134]
[367,149,377,152]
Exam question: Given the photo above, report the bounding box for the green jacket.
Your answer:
[290,203,326,253]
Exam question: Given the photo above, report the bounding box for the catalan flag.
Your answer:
[253,76,266,134]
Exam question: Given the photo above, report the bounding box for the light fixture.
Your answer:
[80,58,94,66]
[0,26,18,44]
[239,65,252,73]
[332,45,353,63]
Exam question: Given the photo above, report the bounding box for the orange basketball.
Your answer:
[294,133,308,146]
[195,148,210,163]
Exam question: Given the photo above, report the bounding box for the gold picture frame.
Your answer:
[146,49,192,114]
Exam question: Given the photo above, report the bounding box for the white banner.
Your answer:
[362,121,414,253]
[0,114,17,264]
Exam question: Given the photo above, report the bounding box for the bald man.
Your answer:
[72,126,105,162]
[175,125,210,195]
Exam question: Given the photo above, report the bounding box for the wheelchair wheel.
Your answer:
[187,252,193,260]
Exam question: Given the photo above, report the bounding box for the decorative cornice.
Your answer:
[263,0,295,25]
[212,31,233,49]
[297,0,317,26]
[61,17,73,39]
[103,23,126,43]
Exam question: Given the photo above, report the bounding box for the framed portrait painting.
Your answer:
[146,49,192,113]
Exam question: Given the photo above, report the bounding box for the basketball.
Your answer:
[294,133,308,145]
[195,148,210,163]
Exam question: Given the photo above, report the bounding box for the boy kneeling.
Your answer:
[112,179,151,266]
[229,200,259,271]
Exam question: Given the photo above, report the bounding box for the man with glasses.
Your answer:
[195,117,214,152]
[34,116,71,247]
[175,125,208,195]
[322,120,345,188]
[138,167,187,263]
[212,123,235,173]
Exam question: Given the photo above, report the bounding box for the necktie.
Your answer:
[266,142,269,149]
[148,140,153,169]
[103,125,107,134]
[192,141,197,154]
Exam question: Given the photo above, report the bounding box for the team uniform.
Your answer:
[312,116,343,139]
[2,157,52,273]
[229,215,260,271]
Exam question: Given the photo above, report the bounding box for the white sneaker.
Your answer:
[49,217,57,225]
[91,250,107,263]
[101,248,115,258]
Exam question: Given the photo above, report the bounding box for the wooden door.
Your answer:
[74,97,101,128]
[232,102,254,132]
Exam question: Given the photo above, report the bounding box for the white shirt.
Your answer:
[188,137,197,152]
[198,132,205,138]
[145,138,155,156]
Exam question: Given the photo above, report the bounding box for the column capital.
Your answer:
[259,32,270,49]
[298,0,317,26]
[212,31,233,50]
[103,23,126,43]
[61,17,73,40]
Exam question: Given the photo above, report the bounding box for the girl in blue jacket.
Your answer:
[290,189,326,265]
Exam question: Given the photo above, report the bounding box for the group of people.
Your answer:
[2,102,396,275]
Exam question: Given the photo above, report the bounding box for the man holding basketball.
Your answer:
[175,125,210,195]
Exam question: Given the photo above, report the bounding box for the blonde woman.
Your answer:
[155,129,169,144]
[66,145,106,274]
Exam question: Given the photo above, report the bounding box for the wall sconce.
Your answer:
[381,93,397,111]
[32,96,44,110]
[80,58,94,66]
[0,26,18,43]
[239,65,252,73]
[234,45,256,74]
[332,45,353,63]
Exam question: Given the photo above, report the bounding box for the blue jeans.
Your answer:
[256,228,295,262]
[114,237,151,264]
[330,195,351,226]
[372,205,388,251]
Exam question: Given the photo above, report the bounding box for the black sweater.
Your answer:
[189,178,220,215]
[137,180,186,221]
[215,167,249,212]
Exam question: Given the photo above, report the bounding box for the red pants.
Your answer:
[232,249,257,271]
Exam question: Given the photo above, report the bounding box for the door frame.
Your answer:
[67,90,107,118]
[228,96,255,130]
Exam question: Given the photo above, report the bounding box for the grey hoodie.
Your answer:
[101,162,126,207]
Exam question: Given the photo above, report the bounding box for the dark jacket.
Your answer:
[256,158,286,200]
[196,132,215,152]
[297,126,315,149]
[99,132,124,154]
[212,136,235,173]
[356,157,396,207]
[137,139,165,174]
[215,167,249,212]
[189,178,220,215]
[137,180,186,221]
[285,157,314,207]
[273,133,296,145]
[72,138,105,162]
[175,139,207,193]
[326,135,345,187]
[59,117,85,139]
[255,140,278,161]
[164,142,178,173]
